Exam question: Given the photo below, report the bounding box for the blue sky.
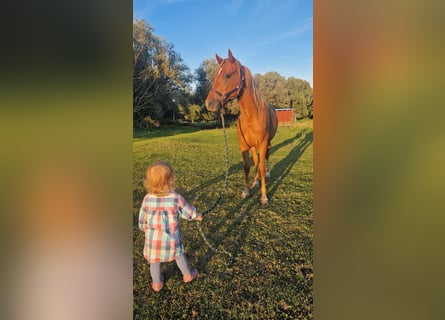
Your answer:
[134,0,313,86]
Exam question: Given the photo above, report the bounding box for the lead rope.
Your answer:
[195,111,233,266]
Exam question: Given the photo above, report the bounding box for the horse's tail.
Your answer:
[268,105,278,141]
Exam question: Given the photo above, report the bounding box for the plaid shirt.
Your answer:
[138,191,197,263]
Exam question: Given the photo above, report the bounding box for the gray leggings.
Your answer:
[150,254,191,283]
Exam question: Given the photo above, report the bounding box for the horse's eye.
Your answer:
[225,73,231,79]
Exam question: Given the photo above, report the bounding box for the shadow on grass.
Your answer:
[267,130,313,201]
[193,197,260,270]
[133,120,237,140]
[185,128,308,201]
[187,129,313,270]
[133,126,202,140]
[269,128,306,154]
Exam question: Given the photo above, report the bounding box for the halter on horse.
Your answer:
[205,49,278,204]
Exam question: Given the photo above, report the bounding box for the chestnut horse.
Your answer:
[205,49,278,204]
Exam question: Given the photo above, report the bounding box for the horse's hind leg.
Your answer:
[241,150,251,198]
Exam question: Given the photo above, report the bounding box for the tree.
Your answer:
[133,19,192,128]
[254,72,288,107]
[193,58,219,106]
[184,104,203,123]
[286,77,313,119]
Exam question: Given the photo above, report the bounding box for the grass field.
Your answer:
[133,119,313,319]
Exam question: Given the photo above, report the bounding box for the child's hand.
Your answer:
[195,215,203,222]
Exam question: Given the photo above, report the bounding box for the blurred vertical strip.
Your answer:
[0,1,133,320]
[315,0,445,319]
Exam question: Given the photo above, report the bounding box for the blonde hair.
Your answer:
[144,161,175,196]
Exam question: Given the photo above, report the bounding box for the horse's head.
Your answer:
[205,49,245,112]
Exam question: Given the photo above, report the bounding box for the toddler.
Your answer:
[138,161,202,292]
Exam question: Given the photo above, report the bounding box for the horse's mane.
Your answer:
[242,65,270,110]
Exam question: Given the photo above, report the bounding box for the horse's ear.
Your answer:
[228,49,235,62]
[216,54,223,64]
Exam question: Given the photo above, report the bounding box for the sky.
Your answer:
[134,0,313,87]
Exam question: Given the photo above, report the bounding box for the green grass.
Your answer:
[133,119,313,319]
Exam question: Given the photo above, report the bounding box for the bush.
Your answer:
[142,116,160,128]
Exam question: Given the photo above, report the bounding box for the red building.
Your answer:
[275,108,294,123]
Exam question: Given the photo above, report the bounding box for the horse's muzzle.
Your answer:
[205,97,222,112]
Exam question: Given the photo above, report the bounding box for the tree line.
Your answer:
[133,19,313,129]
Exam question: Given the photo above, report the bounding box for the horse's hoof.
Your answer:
[265,172,271,178]
[252,180,260,188]
[260,197,268,205]
[242,191,249,198]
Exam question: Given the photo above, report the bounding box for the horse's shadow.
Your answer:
[269,129,305,154]
[185,129,313,271]
[184,128,305,201]
[267,130,313,201]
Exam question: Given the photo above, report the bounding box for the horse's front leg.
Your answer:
[251,148,260,188]
[265,142,271,178]
[259,144,269,204]
[241,150,250,198]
